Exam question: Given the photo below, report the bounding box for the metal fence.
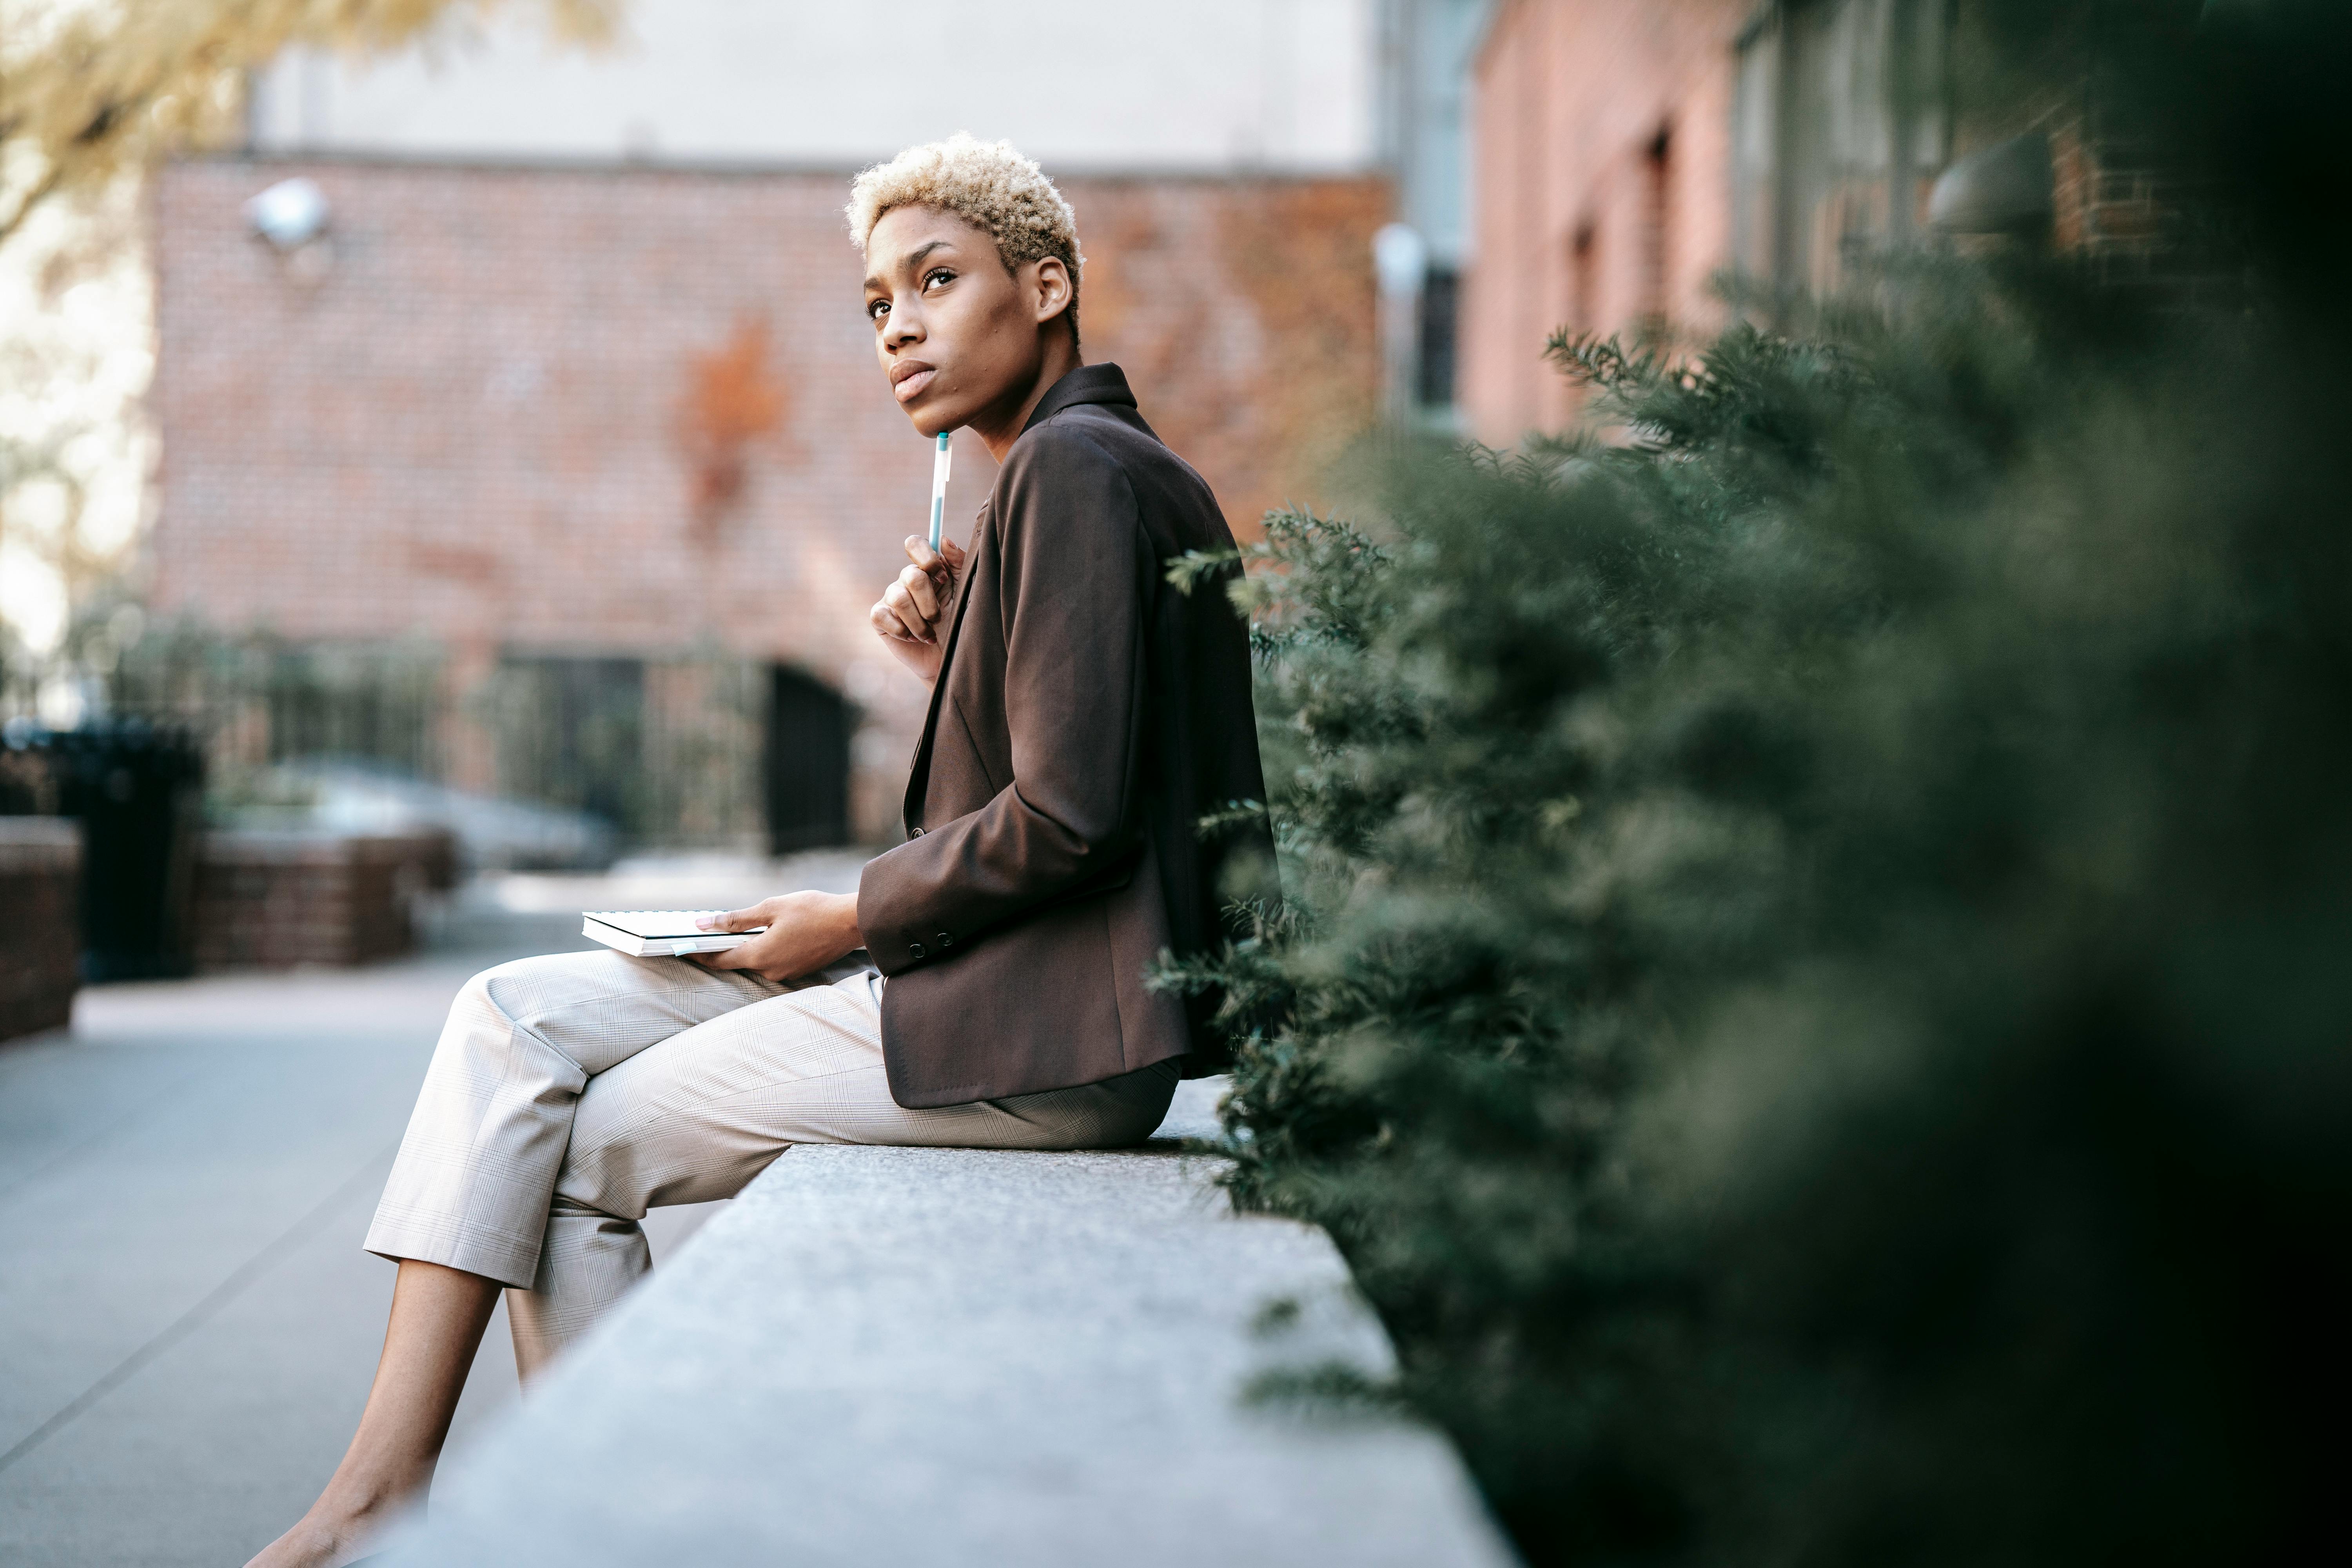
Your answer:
[102,622,790,851]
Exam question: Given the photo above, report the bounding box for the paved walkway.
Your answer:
[0,854,858,1567]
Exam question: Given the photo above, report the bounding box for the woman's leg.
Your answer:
[245,1261,498,1568]
[248,950,787,1568]
[506,969,1179,1365]
[363,950,785,1289]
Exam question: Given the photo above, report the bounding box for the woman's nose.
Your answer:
[884,305,921,350]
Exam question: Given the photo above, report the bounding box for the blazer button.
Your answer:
[908,941,927,960]
[935,931,953,949]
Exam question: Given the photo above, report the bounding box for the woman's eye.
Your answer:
[867,298,889,320]
[924,269,954,290]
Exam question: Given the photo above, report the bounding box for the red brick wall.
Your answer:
[1460,0,1747,445]
[0,818,80,1042]
[191,829,454,969]
[148,159,1383,838]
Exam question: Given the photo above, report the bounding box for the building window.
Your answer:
[1417,266,1461,408]
[1641,123,1675,327]
[1732,0,1952,298]
[1571,221,1600,339]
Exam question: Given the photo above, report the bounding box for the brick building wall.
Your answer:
[1459,0,1746,446]
[0,818,80,1043]
[1459,1,2164,453]
[147,159,1383,841]
[191,828,454,970]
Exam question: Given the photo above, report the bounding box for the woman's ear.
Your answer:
[1031,255,1073,327]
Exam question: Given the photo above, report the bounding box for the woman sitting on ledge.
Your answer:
[251,134,1268,1568]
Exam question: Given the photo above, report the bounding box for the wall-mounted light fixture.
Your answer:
[245,176,334,283]
[246,177,330,247]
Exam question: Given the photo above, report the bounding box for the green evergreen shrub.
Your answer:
[1161,7,2349,1561]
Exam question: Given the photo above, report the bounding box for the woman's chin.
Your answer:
[904,397,964,437]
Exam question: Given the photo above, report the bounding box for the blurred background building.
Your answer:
[140,0,1450,854]
[1461,0,2165,442]
[13,0,2137,875]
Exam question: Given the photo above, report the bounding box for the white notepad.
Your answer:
[581,910,764,958]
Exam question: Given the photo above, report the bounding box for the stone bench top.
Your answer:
[376,1078,1518,1566]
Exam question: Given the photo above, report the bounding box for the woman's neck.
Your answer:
[969,334,1085,464]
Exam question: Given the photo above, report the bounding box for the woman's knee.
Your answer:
[454,952,555,1021]
[433,952,614,1091]
[457,949,627,1036]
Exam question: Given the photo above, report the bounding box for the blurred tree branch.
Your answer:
[0,162,152,682]
[0,0,620,247]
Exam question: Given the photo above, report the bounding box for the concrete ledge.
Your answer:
[378,1081,1517,1566]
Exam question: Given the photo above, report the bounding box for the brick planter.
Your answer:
[0,817,82,1042]
[192,829,456,970]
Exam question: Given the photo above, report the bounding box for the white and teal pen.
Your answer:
[927,431,953,553]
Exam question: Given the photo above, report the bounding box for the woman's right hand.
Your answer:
[869,534,967,684]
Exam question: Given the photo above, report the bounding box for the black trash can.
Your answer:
[0,718,56,814]
[40,722,206,982]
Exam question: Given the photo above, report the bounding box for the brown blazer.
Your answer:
[856,364,1269,1108]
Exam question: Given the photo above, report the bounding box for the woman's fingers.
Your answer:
[686,911,788,980]
[905,534,965,589]
[878,563,946,642]
[899,549,949,621]
[878,581,931,643]
[873,535,964,662]
[870,596,919,641]
[898,562,939,622]
[690,902,769,966]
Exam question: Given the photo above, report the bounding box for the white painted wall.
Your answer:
[249,0,1379,172]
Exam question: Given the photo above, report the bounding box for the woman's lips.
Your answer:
[893,367,937,403]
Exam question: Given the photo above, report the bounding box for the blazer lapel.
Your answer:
[897,365,1133,834]
[899,499,988,834]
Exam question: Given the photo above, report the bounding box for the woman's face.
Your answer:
[862,205,1070,436]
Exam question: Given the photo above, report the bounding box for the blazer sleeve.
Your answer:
[857,425,1152,975]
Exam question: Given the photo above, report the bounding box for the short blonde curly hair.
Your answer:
[846,133,1084,341]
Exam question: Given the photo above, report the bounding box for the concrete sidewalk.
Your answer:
[0,853,859,1567]
[0,956,536,1566]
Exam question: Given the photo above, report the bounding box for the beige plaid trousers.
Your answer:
[364,949,1178,1372]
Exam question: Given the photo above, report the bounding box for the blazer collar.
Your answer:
[1020,363,1136,435]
